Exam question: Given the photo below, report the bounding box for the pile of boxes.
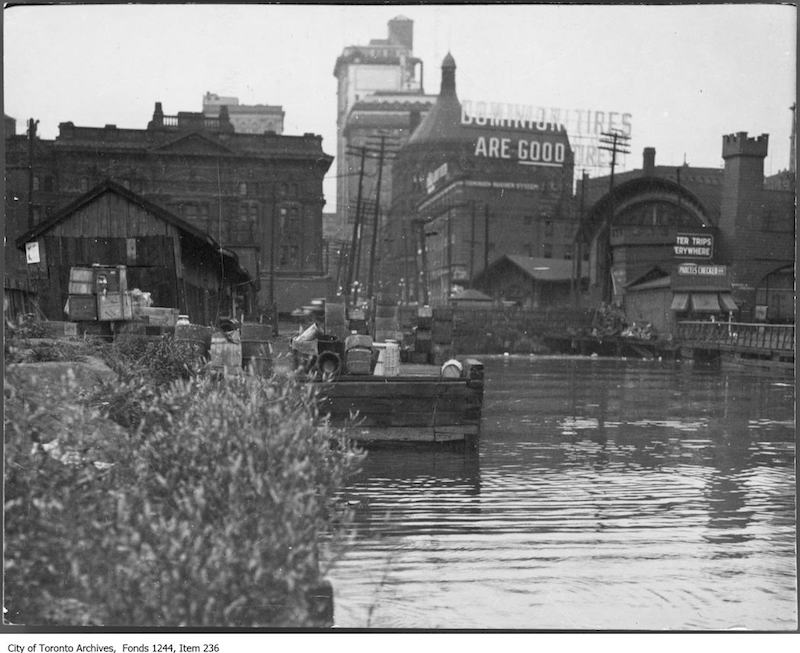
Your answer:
[66,264,179,330]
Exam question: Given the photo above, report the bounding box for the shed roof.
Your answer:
[477,255,579,284]
[16,179,251,284]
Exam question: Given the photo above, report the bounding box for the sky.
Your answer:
[3,2,796,211]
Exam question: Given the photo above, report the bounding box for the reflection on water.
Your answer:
[327,357,796,630]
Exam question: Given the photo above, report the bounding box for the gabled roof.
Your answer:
[451,288,493,302]
[477,255,580,283]
[16,179,251,283]
[151,130,235,154]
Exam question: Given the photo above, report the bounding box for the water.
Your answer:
[326,356,796,630]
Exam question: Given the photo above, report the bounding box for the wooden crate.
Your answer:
[135,306,179,327]
[68,295,98,321]
[97,292,133,321]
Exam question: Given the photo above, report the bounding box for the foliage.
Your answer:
[4,356,364,627]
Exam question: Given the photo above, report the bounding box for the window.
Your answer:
[239,182,247,196]
[32,176,40,191]
[43,176,54,192]
[80,177,89,192]
[544,220,554,237]
[543,243,553,258]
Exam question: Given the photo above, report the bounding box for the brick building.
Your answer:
[385,53,577,304]
[5,102,334,317]
[577,133,794,323]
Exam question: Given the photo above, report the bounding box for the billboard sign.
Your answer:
[461,99,633,177]
[674,234,713,259]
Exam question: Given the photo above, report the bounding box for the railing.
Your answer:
[677,321,795,353]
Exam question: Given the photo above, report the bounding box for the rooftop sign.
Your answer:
[461,99,633,178]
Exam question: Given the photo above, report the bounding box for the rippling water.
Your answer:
[325,357,796,630]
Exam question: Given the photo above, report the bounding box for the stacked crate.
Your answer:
[431,306,455,365]
[324,301,348,341]
[373,299,402,343]
[412,306,433,364]
[67,265,133,333]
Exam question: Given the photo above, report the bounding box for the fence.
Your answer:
[676,321,795,354]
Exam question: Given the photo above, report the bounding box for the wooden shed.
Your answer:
[474,255,583,309]
[15,180,253,325]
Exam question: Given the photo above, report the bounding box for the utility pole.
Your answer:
[269,177,278,335]
[573,170,588,308]
[598,130,630,303]
[345,145,366,307]
[483,203,490,275]
[367,134,386,299]
[27,118,39,229]
[469,200,476,282]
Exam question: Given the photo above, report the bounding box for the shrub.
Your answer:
[4,367,364,627]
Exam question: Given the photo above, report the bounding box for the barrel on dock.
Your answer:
[174,323,212,359]
[241,322,273,376]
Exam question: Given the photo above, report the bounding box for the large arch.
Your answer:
[580,176,713,241]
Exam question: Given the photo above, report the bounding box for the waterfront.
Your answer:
[327,356,796,630]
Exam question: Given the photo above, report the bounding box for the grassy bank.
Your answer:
[4,330,364,627]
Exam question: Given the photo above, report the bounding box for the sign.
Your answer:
[461,99,633,178]
[25,241,40,264]
[426,163,448,194]
[674,233,713,258]
[678,263,727,276]
[461,100,632,137]
[473,136,566,167]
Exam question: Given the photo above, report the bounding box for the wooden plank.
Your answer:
[343,424,479,444]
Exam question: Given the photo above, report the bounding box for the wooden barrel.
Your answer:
[240,323,273,376]
[174,323,212,359]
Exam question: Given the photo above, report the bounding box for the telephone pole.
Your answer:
[27,118,39,229]
[598,130,630,303]
[345,145,366,307]
[366,134,386,298]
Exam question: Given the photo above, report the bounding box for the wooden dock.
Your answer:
[314,360,484,449]
[676,321,795,373]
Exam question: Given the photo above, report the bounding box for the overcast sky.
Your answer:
[3,3,796,210]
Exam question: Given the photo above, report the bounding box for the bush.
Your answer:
[4,366,364,627]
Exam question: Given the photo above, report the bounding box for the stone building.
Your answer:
[384,53,577,304]
[5,102,334,317]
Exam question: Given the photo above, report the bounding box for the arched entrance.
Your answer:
[754,265,794,323]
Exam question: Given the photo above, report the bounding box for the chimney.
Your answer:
[642,147,655,175]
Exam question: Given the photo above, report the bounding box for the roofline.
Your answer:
[15,179,250,282]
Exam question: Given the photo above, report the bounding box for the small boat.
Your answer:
[313,358,485,449]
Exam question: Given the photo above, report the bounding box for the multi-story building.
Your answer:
[202,92,285,135]
[385,53,577,304]
[332,16,436,295]
[577,132,795,324]
[5,102,334,317]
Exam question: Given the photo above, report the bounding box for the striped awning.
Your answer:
[670,292,690,311]
[718,293,738,312]
[690,293,721,312]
